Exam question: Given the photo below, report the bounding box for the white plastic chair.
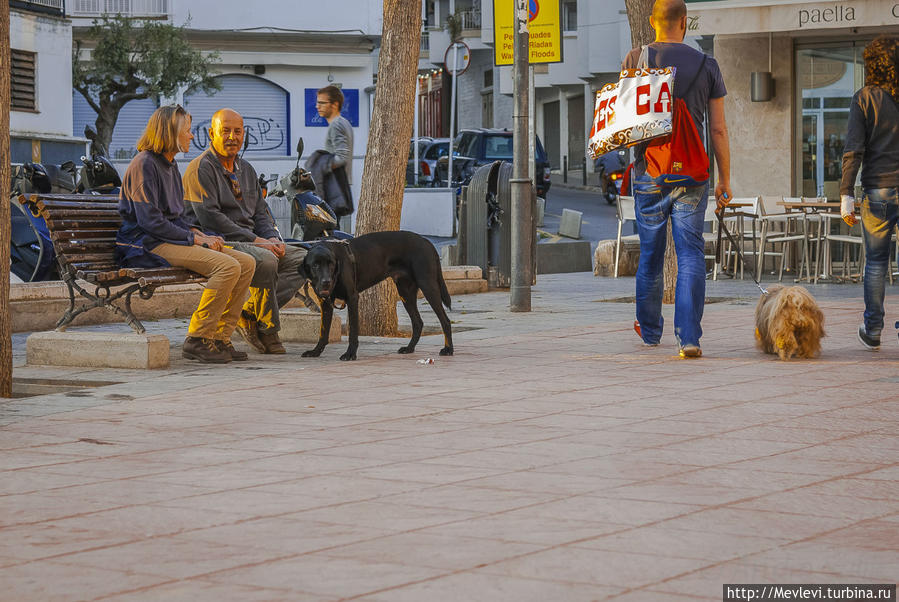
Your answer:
[614,195,637,278]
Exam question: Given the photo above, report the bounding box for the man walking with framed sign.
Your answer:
[622,0,732,358]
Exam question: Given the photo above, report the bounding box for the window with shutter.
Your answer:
[11,49,37,112]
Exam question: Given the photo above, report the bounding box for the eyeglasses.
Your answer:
[315,101,333,106]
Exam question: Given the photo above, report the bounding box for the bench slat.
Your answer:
[46,219,121,230]
[56,240,118,254]
[52,230,118,241]
[60,252,117,264]
[121,267,202,280]
[38,200,122,211]
[28,193,119,204]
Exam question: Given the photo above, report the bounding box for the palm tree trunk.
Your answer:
[354,0,422,335]
[625,0,677,304]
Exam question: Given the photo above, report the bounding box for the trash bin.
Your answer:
[464,161,511,288]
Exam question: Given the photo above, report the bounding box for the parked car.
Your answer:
[434,128,552,198]
[406,137,450,187]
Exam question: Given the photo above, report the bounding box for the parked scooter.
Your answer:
[595,148,628,204]
[9,162,69,282]
[77,125,122,194]
[269,138,352,242]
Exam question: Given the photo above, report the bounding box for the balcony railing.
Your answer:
[69,0,169,18]
[420,30,430,53]
[10,0,65,16]
[460,7,481,30]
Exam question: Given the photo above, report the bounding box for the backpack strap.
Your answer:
[681,54,708,98]
[638,45,650,69]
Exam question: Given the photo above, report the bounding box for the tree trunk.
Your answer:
[94,98,121,159]
[624,0,677,304]
[354,0,422,336]
[1,2,11,398]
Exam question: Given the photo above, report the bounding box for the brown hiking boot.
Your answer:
[182,337,232,364]
[235,315,266,354]
[258,331,286,354]
[217,340,248,361]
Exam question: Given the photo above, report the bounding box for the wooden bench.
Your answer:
[19,193,206,334]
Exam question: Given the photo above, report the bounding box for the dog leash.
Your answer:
[715,208,768,295]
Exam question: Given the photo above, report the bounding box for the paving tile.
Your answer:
[729,491,899,520]
[176,518,392,555]
[0,560,170,601]
[479,547,708,589]
[419,511,630,546]
[98,580,306,602]
[571,524,788,561]
[647,562,868,599]
[655,507,855,540]
[325,532,543,570]
[205,554,447,598]
[286,500,480,531]
[741,541,899,581]
[52,537,282,580]
[354,570,622,601]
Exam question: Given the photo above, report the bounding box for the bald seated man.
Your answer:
[183,108,312,355]
[621,0,732,358]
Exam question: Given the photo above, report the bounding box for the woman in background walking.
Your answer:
[841,36,899,351]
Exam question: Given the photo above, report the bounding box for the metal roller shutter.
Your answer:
[183,74,290,159]
[72,92,159,160]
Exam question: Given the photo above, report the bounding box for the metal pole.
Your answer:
[447,43,459,188]
[510,0,531,311]
[413,75,420,186]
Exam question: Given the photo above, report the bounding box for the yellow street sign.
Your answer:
[493,0,563,66]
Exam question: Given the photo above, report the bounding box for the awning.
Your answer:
[686,0,899,35]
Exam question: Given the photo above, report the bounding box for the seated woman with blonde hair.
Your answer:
[116,105,256,364]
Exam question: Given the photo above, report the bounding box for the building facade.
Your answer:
[70,0,382,193]
[687,0,899,200]
[419,0,634,177]
[10,1,86,165]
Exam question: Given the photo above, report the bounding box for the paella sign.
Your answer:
[588,66,676,158]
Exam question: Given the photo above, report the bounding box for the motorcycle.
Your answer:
[269,138,352,242]
[9,161,70,282]
[77,125,122,194]
[595,148,628,204]
[9,125,122,282]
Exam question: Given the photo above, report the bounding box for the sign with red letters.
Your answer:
[588,66,676,158]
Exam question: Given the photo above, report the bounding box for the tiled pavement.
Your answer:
[2,273,898,601]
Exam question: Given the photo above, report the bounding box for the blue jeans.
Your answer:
[633,175,709,346]
[861,187,899,337]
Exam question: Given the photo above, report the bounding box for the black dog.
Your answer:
[297,231,454,361]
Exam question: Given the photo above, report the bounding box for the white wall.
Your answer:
[171,0,382,34]
[10,9,73,139]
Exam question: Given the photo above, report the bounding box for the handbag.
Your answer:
[588,45,675,159]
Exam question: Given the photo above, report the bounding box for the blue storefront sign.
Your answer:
[304,88,359,127]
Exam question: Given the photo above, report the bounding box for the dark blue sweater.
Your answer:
[116,151,196,266]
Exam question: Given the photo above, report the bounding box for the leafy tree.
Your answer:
[72,16,220,155]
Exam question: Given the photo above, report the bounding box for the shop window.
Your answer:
[11,49,36,112]
[796,44,865,199]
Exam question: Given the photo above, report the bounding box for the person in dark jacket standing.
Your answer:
[841,37,899,351]
[184,108,309,355]
[116,105,256,364]
[309,85,354,218]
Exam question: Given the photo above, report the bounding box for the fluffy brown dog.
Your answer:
[755,284,825,360]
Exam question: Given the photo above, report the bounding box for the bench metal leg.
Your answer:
[55,273,154,335]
